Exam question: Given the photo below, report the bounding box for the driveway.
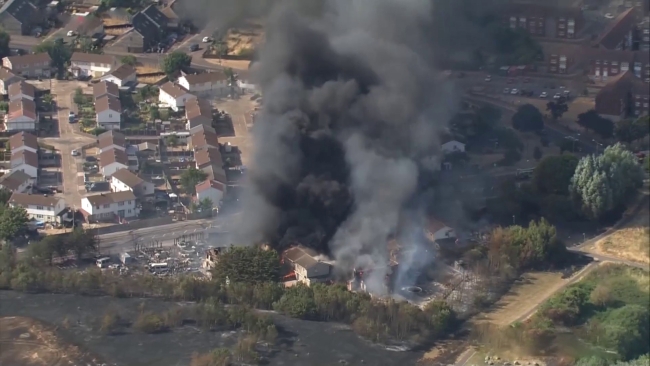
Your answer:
[41,80,96,208]
[213,96,257,166]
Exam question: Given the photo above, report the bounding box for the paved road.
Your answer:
[41,80,95,208]
[98,211,242,255]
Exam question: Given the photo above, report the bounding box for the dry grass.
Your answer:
[102,17,131,26]
[583,196,650,264]
[204,59,251,70]
[135,63,162,74]
[138,75,166,85]
[225,19,265,56]
[470,272,566,327]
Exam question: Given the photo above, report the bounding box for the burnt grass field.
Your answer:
[0,291,423,366]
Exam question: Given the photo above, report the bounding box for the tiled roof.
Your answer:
[93,81,120,98]
[181,72,228,85]
[3,53,51,67]
[8,192,61,208]
[99,148,128,168]
[111,168,145,188]
[0,0,39,25]
[95,95,122,113]
[70,52,115,65]
[97,130,125,149]
[159,82,190,98]
[195,179,225,193]
[11,149,38,167]
[85,191,136,205]
[7,98,36,120]
[0,67,20,82]
[9,131,38,151]
[191,129,219,149]
[194,147,223,168]
[8,80,35,99]
[0,170,31,190]
[595,8,638,50]
[105,64,136,80]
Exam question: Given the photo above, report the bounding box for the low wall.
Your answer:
[93,216,174,236]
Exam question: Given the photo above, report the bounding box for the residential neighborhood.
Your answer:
[0,1,649,365]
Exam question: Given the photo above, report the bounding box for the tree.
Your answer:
[0,188,11,204]
[150,105,161,120]
[533,146,542,160]
[164,134,178,147]
[26,239,56,266]
[211,246,281,284]
[577,110,614,139]
[615,116,649,143]
[570,143,643,219]
[494,126,524,151]
[34,38,71,72]
[199,198,213,212]
[533,154,579,195]
[512,104,544,132]
[160,51,192,77]
[546,98,568,120]
[66,229,98,260]
[180,167,208,195]
[0,206,30,242]
[0,28,10,60]
[42,94,54,111]
[73,87,85,106]
[120,55,137,66]
[0,101,9,113]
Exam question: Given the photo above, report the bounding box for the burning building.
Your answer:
[281,245,332,286]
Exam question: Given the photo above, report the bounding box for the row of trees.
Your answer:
[27,229,98,264]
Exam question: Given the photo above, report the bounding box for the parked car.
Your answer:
[189,43,199,52]
[71,150,80,156]
[553,93,562,99]
[539,92,548,98]
[503,88,510,94]
[484,75,491,82]
[510,88,518,95]
[604,13,614,19]
[66,30,75,37]
[202,36,211,43]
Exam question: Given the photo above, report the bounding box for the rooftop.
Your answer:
[0,170,31,190]
[3,53,51,67]
[85,191,136,205]
[0,67,20,82]
[595,8,638,50]
[0,0,39,25]
[111,168,145,188]
[105,64,136,80]
[8,192,62,209]
[70,52,116,65]
[95,94,122,113]
[93,80,120,98]
[9,131,38,151]
[8,80,35,99]
[195,179,225,194]
[283,245,323,270]
[7,98,36,120]
[191,129,220,149]
[11,149,38,167]
[159,82,191,98]
[97,130,125,149]
[99,148,128,168]
[194,147,223,168]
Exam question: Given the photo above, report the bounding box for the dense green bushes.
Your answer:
[532,265,649,361]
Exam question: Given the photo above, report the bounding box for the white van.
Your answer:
[96,257,110,268]
[149,262,168,270]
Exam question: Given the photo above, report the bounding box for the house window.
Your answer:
[621,62,629,71]
[128,209,132,213]
[636,102,641,107]
[36,205,43,210]
[37,214,43,218]
[118,201,124,206]
[109,114,112,118]
[128,201,131,204]
[644,103,649,108]
[103,204,110,208]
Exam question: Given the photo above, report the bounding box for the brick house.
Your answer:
[595,70,649,121]
[505,1,584,39]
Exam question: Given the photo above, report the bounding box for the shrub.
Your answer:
[133,312,167,333]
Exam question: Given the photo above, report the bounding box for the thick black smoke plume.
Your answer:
[234,0,478,292]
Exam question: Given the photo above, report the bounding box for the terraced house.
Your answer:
[2,53,52,78]
[0,0,42,35]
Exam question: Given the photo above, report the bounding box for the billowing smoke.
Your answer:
[233,0,468,293]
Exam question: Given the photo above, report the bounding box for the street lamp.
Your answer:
[512,215,516,225]
[592,139,603,154]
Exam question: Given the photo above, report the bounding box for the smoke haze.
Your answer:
[225,0,477,293]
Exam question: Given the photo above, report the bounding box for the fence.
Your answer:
[93,216,174,236]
